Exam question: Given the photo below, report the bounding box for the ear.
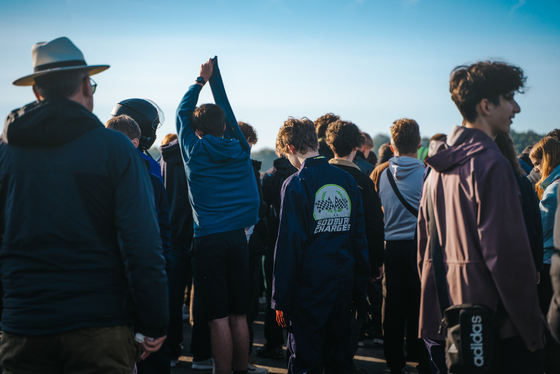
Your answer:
[132,138,140,148]
[477,98,492,117]
[287,144,296,155]
[223,123,226,132]
[82,77,92,98]
[32,85,42,101]
[390,144,394,153]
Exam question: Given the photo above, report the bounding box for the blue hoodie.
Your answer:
[176,84,259,237]
[539,164,560,264]
[378,155,425,240]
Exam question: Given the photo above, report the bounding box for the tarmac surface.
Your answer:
[170,310,420,374]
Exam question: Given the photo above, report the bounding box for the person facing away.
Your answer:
[175,58,260,374]
[272,117,370,374]
[376,118,430,374]
[0,36,168,373]
[324,119,385,371]
[418,61,546,374]
[353,131,375,176]
[314,112,339,160]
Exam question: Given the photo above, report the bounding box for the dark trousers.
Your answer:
[549,253,560,344]
[538,263,553,315]
[287,288,353,374]
[263,250,284,347]
[247,254,262,354]
[190,258,212,362]
[167,244,192,359]
[367,279,383,340]
[383,240,430,373]
[1,325,138,374]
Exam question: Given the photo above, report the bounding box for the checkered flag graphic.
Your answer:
[315,197,334,213]
[334,196,349,211]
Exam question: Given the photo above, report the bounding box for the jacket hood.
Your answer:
[388,155,425,180]
[541,164,560,191]
[272,156,297,176]
[3,98,102,146]
[426,126,498,173]
[199,135,244,163]
[160,139,183,165]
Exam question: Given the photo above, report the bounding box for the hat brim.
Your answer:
[13,65,110,86]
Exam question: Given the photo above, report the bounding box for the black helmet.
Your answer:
[111,98,165,151]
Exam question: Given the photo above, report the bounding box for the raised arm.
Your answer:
[176,58,214,160]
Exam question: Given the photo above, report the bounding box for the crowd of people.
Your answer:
[0,36,559,374]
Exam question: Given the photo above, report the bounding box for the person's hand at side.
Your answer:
[138,335,167,360]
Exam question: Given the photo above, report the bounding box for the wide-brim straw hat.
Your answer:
[13,37,110,86]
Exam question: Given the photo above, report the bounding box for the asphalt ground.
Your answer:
[170,311,420,374]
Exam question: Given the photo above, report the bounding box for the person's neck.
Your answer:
[464,119,496,140]
[393,152,417,159]
[297,150,320,164]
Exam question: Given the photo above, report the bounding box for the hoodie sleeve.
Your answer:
[111,142,169,338]
[176,84,202,161]
[208,57,251,154]
[476,157,545,351]
[271,179,307,312]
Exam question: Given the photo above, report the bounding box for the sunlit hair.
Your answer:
[105,114,141,141]
[161,133,177,146]
[325,120,362,158]
[192,104,225,137]
[449,61,525,123]
[361,132,373,148]
[276,117,318,156]
[530,136,560,199]
[546,129,560,143]
[314,113,340,138]
[377,143,393,166]
[390,118,420,155]
[238,122,258,145]
[495,134,524,177]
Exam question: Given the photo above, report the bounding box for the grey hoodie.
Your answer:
[378,156,425,240]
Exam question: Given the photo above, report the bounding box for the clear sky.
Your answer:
[1,0,559,151]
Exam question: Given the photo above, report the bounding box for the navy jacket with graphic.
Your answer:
[271,156,370,320]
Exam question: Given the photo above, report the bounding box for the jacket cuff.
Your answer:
[135,324,168,338]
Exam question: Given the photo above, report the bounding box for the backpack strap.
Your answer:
[386,168,418,218]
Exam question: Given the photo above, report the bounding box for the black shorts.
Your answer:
[193,228,249,320]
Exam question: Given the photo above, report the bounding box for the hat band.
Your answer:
[34,59,87,73]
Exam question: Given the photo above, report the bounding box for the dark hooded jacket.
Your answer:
[417,125,546,351]
[0,98,168,337]
[159,139,194,253]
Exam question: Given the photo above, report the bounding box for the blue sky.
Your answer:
[1,0,559,151]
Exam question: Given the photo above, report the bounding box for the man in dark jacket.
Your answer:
[0,37,168,373]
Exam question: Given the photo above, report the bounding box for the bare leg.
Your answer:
[229,314,249,371]
[209,317,233,374]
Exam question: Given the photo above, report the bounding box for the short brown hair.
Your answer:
[276,117,318,156]
[238,122,258,145]
[105,114,141,141]
[390,118,420,155]
[192,104,225,137]
[34,69,89,100]
[314,113,340,138]
[450,61,526,123]
[361,132,373,148]
[325,120,362,158]
[161,133,177,146]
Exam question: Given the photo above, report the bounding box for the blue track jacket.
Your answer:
[272,156,370,323]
